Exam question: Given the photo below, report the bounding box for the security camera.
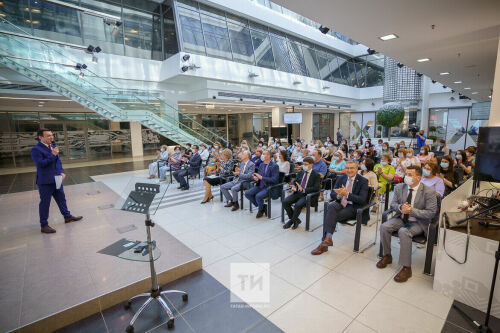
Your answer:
[182,54,190,62]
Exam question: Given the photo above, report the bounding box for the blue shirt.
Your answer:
[417,135,426,149]
[312,160,327,176]
[329,159,346,172]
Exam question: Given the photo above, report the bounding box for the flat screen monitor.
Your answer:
[283,113,302,124]
[474,126,500,184]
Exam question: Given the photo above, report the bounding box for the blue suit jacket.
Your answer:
[330,174,369,210]
[31,141,65,185]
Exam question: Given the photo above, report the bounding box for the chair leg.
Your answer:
[267,199,271,219]
[353,216,362,252]
[240,190,244,210]
[306,200,311,231]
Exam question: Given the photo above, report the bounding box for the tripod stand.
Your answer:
[121,183,188,332]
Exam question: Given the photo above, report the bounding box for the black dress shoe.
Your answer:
[256,210,265,218]
[177,185,183,189]
[292,219,302,230]
[181,186,189,191]
[224,201,233,208]
[283,221,293,229]
[231,202,240,211]
[65,216,83,223]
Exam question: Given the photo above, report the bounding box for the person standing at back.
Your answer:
[336,128,343,146]
[31,128,82,234]
[416,130,426,150]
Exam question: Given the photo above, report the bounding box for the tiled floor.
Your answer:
[88,171,457,333]
[6,165,499,333]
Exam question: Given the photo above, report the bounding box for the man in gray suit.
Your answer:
[221,151,255,211]
[377,165,437,282]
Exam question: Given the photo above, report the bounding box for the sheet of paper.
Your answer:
[54,175,63,189]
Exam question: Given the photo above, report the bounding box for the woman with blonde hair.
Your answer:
[148,145,169,178]
[202,148,235,203]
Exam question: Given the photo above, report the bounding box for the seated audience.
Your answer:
[438,155,457,196]
[276,150,290,174]
[421,161,445,197]
[159,146,182,181]
[374,139,384,156]
[393,143,401,158]
[149,145,169,179]
[360,158,378,189]
[251,149,263,169]
[201,148,235,203]
[462,147,475,176]
[329,151,346,175]
[199,144,210,164]
[417,146,431,163]
[310,160,369,255]
[312,149,327,201]
[282,157,321,229]
[182,143,193,159]
[377,165,437,282]
[404,148,420,167]
[392,148,407,183]
[245,150,279,218]
[353,149,364,164]
[220,151,255,211]
[375,154,395,195]
[172,145,202,190]
[322,147,334,165]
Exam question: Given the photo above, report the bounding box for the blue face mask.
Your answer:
[422,169,431,177]
[456,155,462,160]
[380,161,387,166]
[334,156,339,161]
[440,162,449,168]
[361,164,367,171]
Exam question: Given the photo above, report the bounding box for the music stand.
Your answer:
[118,179,187,332]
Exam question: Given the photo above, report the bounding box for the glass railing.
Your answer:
[0,16,227,146]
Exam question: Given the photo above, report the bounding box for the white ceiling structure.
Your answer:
[273,0,500,102]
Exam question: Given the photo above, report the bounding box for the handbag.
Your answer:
[441,211,470,264]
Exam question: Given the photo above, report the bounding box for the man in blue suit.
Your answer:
[311,160,369,255]
[31,128,82,234]
[245,150,279,218]
[173,145,202,190]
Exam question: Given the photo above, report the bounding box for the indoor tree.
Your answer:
[377,102,405,140]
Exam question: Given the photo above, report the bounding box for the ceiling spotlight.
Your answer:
[318,25,330,34]
[464,87,471,90]
[454,81,462,84]
[94,46,101,53]
[489,95,492,99]
[75,63,87,70]
[181,66,189,72]
[417,58,430,62]
[378,33,398,41]
[397,63,404,68]
[182,54,190,62]
[416,73,423,77]
[471,92,478,95]
[431,80,436,84]
[367,48,376,55]
[440,72,450,75]
[91,55,98,64]
[371,102,375,106]
[78,71,84,79]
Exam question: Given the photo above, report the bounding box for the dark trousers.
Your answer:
[245,186,268,211]
[173,169,188,187]
[283,192,307,222]
[38,183,71,227]
[322,201,355,240]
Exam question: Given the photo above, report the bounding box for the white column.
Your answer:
[300,110,313,142]
[271,107,285,127]
[130,121,144,157]
[490,37,500,126]
[420,76,431,133]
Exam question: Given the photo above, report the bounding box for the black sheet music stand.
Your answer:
[121,182,187,332]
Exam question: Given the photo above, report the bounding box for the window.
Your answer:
[123,8,162,60]
[250,28,275,69]
[163,5,179,59]
[270,33,293,73]
[287,40,307,76]
[200,13,232,60]
[302,46,320,79]
[177,6,205,54]
[227,22,254,65]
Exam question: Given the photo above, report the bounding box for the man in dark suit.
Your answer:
[311,160,369,255]
[282,157,321,229]
[245,150,279,218]
[173,145,202,190]
[31,128,82,234]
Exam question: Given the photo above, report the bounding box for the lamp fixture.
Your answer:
[464,87,471,90]
[416,73,423,77]
[440,72,450,75]
[454,81,462,84]
[417,58,430,62]
[75,63,87,70]
[182,54,190,62]
[471,92,478,95]
[378,33,398,41]
[431,80,436,84]
[367,48,376,55]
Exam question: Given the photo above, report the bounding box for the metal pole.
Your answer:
[145,213,159,291]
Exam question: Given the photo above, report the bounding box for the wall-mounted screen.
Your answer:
[283,113,302,124]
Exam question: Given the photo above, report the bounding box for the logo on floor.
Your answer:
[230,263,270,308]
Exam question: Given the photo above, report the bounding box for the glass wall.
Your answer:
[313,113,335,142]
[175,0,384,88]
[1,0,171,60]
[429,107,488,152]
[0,112,161,168]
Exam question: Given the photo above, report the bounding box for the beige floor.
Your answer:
[0,181,200,332]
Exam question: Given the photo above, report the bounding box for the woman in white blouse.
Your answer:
[402,147,421,170]
[276,150,291,174]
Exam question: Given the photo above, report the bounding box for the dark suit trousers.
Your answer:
[173,169,188,186]
[38,183,71,227]
[283,192,307,222]
[245,186,268,211]
[323,201,356,240]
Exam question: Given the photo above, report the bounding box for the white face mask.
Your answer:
[404,175,414,186]
[161,148,165,152]
[214,145,219,149]
[302,164,309,171]
[261,155,265,161]
[175,150,180,154]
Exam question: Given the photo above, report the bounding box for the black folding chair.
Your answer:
[378,196,441,275]
[280,184,321,231]
[248,172,286,219]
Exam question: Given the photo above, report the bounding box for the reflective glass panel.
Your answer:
[355,61,366,87]
[177,6,205,54]
[302,45,319,79]
[366,63,384,87]
[123,8,161,60]
[0,0,31,31]
[80,0,124,56]
[200,13,232,60]
[332,55,348,85]
[163,6,178,59]
[228,22,254,64]
[270,33,293,73]
[31,0,83,45]
[287,40,307,76]
[250,28,275,69]
[316,50,333,82]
